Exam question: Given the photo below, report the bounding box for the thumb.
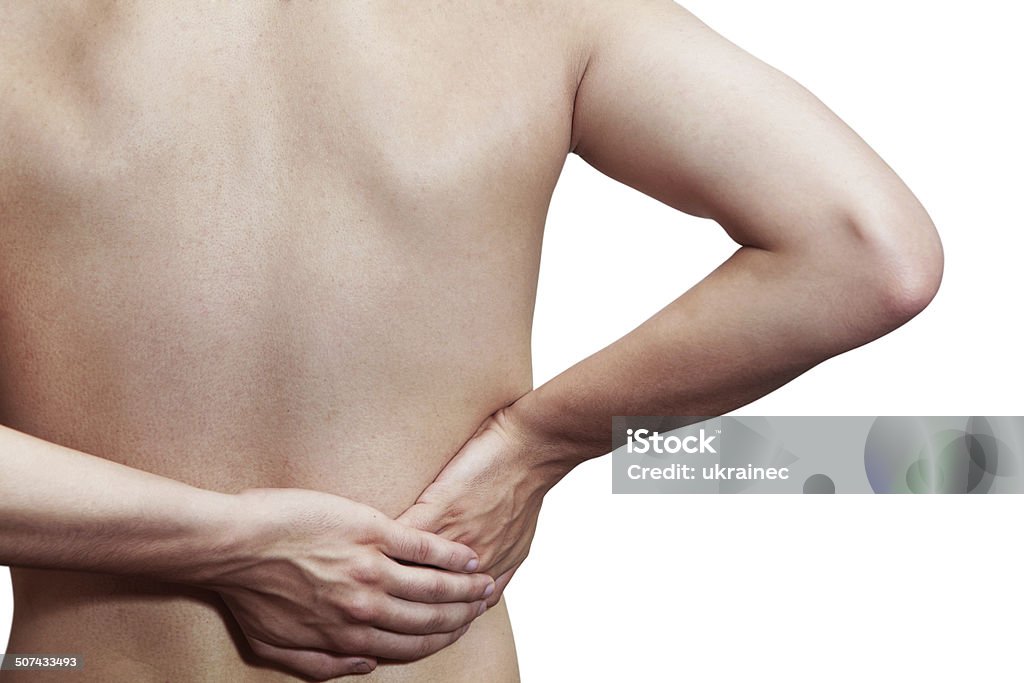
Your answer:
[395,500,437,531]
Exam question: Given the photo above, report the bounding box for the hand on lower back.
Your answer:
[397,409,556,608]
[206,488,494,680]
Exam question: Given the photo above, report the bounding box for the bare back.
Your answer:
[0,2,582,680]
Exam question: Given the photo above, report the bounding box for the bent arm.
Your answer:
[508,0,943,471]
[0,423,235,583]
[0,423,493,677]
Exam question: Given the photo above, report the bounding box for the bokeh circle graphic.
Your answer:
[865,417,1019,493]
[803,473,836,494]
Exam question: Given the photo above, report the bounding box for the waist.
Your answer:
[4,385,528,681]
[7,568,518,682]
[2,358,530,503]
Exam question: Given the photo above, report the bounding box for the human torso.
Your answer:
[0,2,580,680]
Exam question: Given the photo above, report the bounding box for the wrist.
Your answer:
[497,394,586,486]
[160,487,265,588]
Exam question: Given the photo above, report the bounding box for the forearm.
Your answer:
[0,423,239,584]
[501,0,949,478]
[507,233,940,473]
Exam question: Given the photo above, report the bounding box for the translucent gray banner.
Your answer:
[611,417,1024,493]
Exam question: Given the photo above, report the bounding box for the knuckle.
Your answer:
[421,608,447,634]
[356,517,387,545]
[441,501,463,523]
[452,578,475,600]
[412,535,432,563]
[345,595,376,624]
[397,573,419,597]
[427,577,449,601]
[350,555,379,584]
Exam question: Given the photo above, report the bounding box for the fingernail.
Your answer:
[353,661,372,674]
[477,601,487,616]
[483,582,494,598]
[465,558,479,572]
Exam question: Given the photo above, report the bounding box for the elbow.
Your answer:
[791,194,944,355]
[879,246,943,326]
[845,200,944,334]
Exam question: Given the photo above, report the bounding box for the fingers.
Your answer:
[348,623,473,662]
[486,564,520,608]
[381,522,478,572]
[384,562,494,604]
[246,636,377,680]
[368,595,487,635]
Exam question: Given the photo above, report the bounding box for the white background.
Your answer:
[4,1,1022,681]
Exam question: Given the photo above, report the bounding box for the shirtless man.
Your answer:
[0,1,942,681]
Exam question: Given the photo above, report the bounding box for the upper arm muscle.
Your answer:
[570,1,913,251]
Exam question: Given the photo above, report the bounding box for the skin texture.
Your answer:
[0,0,941,680]
[0,426,494,678]
[396,0,944,607]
